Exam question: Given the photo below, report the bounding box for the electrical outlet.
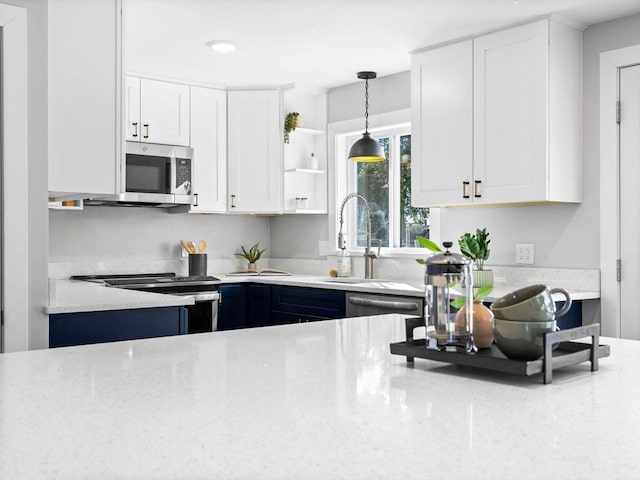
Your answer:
[516,243,535,264]
[318,240,329,257]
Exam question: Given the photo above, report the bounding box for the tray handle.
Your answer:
[543,323,600,384]
[403,317,426,363]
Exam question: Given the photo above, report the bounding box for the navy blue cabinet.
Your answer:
[218,284,346,330]
[49,306,187,348]
[271,286,345,323]
[246,284,272,327]
[218,284,246,330]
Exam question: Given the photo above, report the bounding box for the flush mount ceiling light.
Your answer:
[205,40,237,53]
[348,71,385,162]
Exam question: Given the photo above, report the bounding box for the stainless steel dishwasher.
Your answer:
[346,292,423,317]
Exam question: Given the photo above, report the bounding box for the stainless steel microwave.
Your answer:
[87,142,193,207]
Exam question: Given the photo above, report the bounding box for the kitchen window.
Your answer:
[344,127,430,249]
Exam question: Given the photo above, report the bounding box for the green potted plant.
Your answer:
[458,227,493,287]
[235,243,267,271]
[283,112,303,144]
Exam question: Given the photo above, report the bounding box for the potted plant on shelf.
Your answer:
[283,112,303,144]
[235,243,267,272]
[458,227,493,288]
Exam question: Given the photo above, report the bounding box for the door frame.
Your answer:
[0,3,28,352]
[599,44,640,338]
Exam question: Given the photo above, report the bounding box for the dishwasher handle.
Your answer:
[348,296,419,312]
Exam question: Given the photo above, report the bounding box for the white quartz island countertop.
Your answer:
[1,314,638,480]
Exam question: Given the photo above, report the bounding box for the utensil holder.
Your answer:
[188,253,207,277]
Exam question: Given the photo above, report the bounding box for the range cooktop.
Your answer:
[71,273,221,290]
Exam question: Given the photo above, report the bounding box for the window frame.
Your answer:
[328,108,440,257]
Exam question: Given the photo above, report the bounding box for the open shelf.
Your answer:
[293,127,324,136]
[284,168,326,174]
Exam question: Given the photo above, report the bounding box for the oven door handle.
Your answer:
[172,292,220,302]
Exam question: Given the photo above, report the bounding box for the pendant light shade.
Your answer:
[348,71,385,162]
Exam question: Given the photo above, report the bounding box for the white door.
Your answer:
[411,41,473,207]
[473,20,548,204]
[190,87,227,212]
[140,78,190,146]
[125,76,141,141]
[227,90,282,213]
[619,64,640,340]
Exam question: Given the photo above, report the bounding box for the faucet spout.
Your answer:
[337,193,377,279]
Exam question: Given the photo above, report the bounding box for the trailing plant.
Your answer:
[235,243,267,263]
[458,228,491,270]
[283,112,300,144]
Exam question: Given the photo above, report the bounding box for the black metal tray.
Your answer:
[390,317,610,384]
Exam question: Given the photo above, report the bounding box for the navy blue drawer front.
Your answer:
[271,286,345,319]
[49,306,186,348]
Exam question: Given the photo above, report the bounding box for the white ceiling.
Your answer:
[125,0,640,91]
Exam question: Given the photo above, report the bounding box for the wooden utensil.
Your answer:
[198,240,207,253]
[180,240,191,254]
[187,241,197,254]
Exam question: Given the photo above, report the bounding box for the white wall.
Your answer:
[271,14,640,270]
[49,207,270,266]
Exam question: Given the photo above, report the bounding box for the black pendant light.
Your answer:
[348,71,385,162]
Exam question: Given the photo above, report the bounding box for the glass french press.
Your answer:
[424,241,476,353]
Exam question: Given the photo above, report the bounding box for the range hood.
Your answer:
[83,192,193,208]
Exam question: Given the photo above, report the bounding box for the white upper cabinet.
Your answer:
[411,40,473,206]
[126,76,190,146]
[227,90,282,213]
[48,0,122,197]
[411,18,583,207]
[188,87,227,213]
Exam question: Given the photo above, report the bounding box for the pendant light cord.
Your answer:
[364,78,370,134]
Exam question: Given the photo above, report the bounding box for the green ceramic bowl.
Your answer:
[494,318,557,361]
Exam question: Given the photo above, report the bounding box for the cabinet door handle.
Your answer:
[143,124,149,139]
[474,180,482,198]
[230,194,236,208]
[462,181,470,199]
[193,193,199,207]
[132,122,138,138]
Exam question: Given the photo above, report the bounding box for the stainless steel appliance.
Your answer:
[72,273,220,333]
[346,292,423,317]
[85,142,193,207]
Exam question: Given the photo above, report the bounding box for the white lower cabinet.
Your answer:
[48,0,122,197]
[188,87,227,212]
[227,90,282,213]
[411,18,582,207]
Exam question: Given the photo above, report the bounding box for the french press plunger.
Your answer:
[425,241,476,353]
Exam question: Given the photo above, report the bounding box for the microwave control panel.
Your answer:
[175,158,192,194]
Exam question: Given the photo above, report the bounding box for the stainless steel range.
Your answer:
[72,273,221,333]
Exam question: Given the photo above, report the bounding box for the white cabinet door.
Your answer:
[48,0,122,196]
[139,78,190,146]
[125,76,141,141]
[473,20,548,204]
[411,40,473,207]
[227,90,282,213]
[189,87,227,213]
[411,19,581,207]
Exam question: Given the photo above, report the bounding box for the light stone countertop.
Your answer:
[0,314,638,480]
[45,275,599,315]
[45,279,194,314]
[217,273,600,301]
